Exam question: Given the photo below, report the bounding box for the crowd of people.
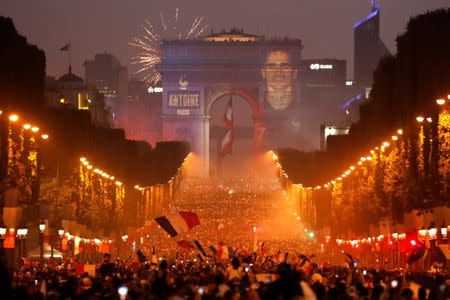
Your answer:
[2,178,449,299]
[3,252,449,299]
[139,178,315,259]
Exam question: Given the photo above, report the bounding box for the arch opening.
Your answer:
[207,89,263,178]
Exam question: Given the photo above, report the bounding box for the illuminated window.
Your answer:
[60,98,66,104]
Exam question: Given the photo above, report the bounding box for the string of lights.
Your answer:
[273,93,450,190]
[2,111,50,140]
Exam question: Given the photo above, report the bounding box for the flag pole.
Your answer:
[69,41,72,73]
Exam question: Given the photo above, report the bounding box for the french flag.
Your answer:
[210,242,230,259]
[154,211,200,237]
[219,97,233,157]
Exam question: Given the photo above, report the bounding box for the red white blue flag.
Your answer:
[154,211,200,237]
[220,97,233,157]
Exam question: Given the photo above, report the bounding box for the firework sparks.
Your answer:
[131,8,207,86]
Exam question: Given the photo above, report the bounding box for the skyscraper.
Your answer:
[354,0,390,88]
[84,53,128,128]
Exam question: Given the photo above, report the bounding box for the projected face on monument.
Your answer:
[261,50,297,111]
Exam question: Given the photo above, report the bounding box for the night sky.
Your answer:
[1,0,448,79]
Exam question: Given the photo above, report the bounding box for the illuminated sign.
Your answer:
[309,63,333,70]
[345,80,354,86]
[148,87,163,93]
[168,92,200,108]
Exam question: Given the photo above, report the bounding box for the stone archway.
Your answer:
[205,89,265,176]
[159,35,303,177]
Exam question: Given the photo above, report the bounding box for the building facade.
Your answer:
[84,53,128,128]
[354,0,391,88]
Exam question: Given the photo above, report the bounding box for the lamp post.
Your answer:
[0,224,6,256]
[17,227,28,260]
[58,229,64,258]
[39,220,46,261]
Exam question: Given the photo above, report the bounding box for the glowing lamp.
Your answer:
[418,228,427,237]
[397,129,403,135]
[360,157,366,162]
[80,157,86,162]
[17,228,28,238]
[370,150,375,154]
[39,221,46,233]
[366,156,372,161]
[0,226,6,236]
[23,124,31,130]
[337,177,343,181]
[410,240,417,246]
[41,134,49,139]
[392,232,398,240]
[416,116,424,123]
[9,114,19,122]
[83,161,89,166]
[436,98,446,105]
[115,181,122,186]
[135,185,140,189]
[253,226,257,233]
[350,166,355,170]
[87,165,92,169]
[391,135,398,141]
[426,117,432,123]
[358,161,362,165]
[440,227,447,238]
[31,127,39,132]
[428,227,437,239]
[331,180,336,184]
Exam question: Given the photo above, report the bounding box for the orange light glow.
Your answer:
[436,98,446,105]
[23,124,31,130]
[9,114,19,122]
[31,127,39,132]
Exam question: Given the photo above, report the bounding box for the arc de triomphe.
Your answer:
[159,32,303,177]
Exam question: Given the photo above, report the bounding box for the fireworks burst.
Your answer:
[131,8,207,86]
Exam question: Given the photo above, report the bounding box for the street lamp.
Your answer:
[436,98,446,105]
[418,227,427,239]
[428,227,437,240]
[39,220,46,261]
[58,229,65,258]
[416,116,425,123]
[17,227,28,259]
[0,224,6,255]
